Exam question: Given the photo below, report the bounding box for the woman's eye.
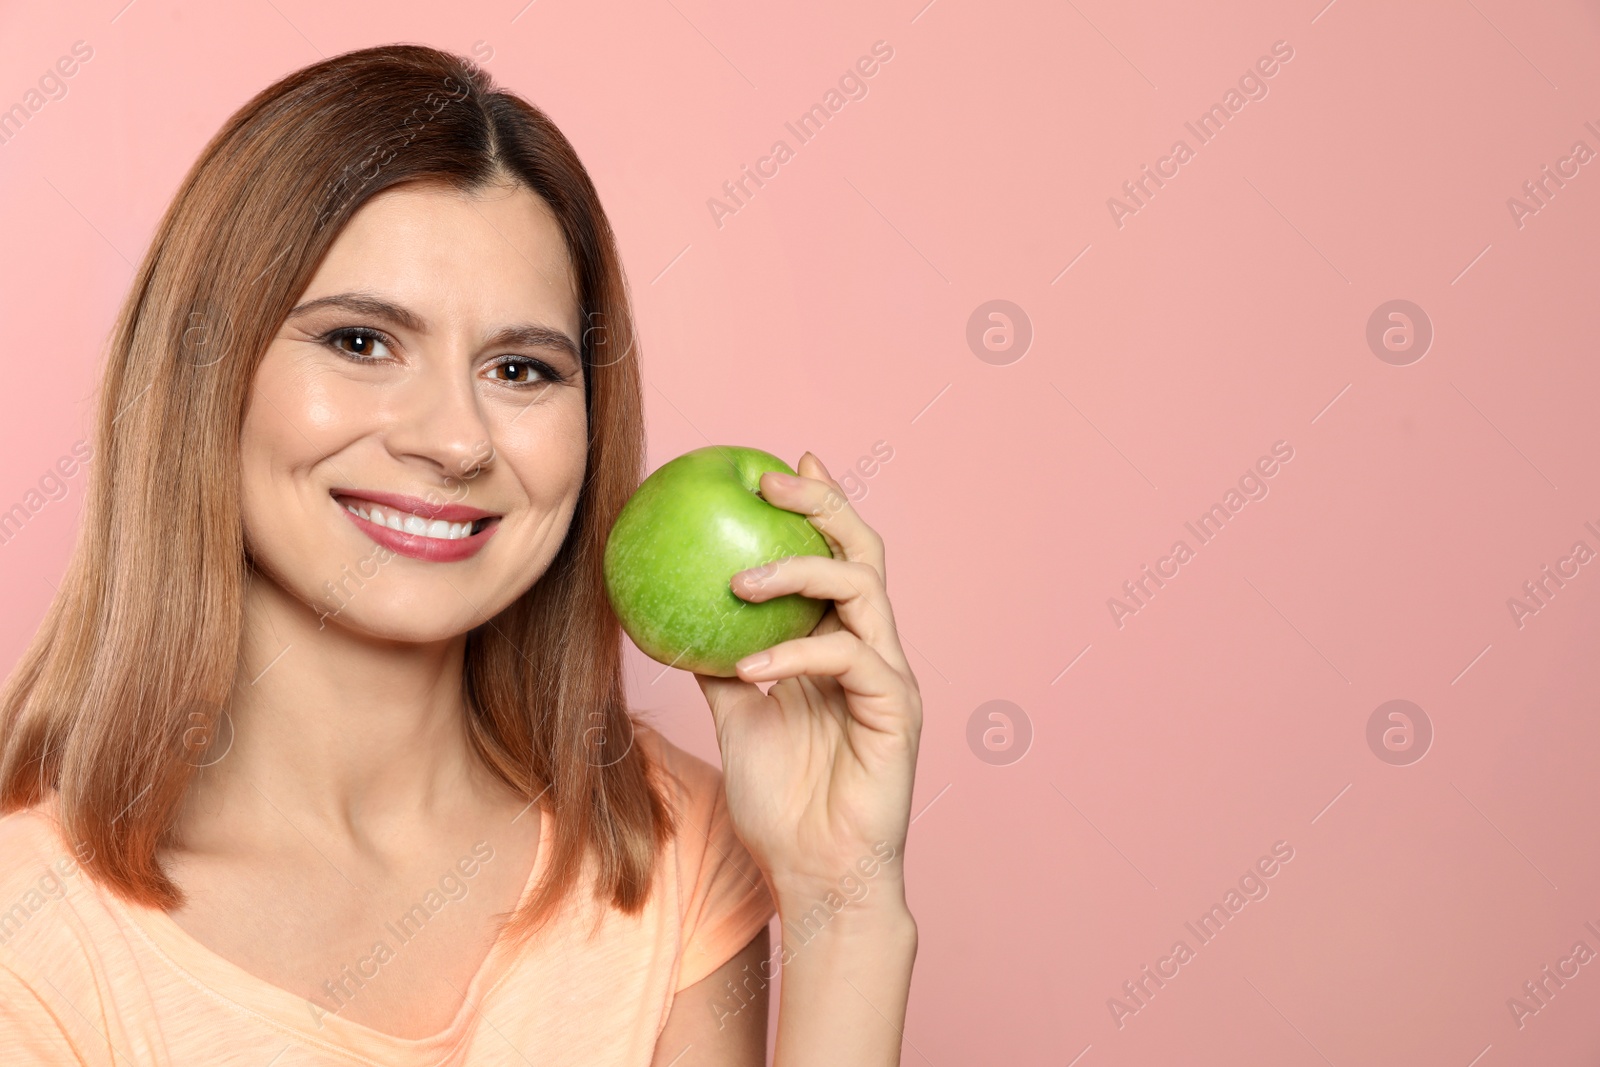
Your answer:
[487,358,551,386]
[324,327,391,361]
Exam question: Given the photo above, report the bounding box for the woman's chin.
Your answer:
[308,596,502,645]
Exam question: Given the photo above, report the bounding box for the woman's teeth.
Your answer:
[343,501,478,541]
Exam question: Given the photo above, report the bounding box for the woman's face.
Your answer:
[239,180,588,643]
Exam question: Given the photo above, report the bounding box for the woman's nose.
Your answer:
[380,354,495,482]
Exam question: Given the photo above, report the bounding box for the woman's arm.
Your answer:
[654,885,917,1067]
[694,450,924,1067]
[771,885,916,1064]
[653,927,771,1066]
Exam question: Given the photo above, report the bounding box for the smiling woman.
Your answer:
[243,181,593,601]
[0,42,920,1067]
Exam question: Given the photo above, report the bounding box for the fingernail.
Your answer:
[805,451,833,479]
[736,651,772,675]
[766,472,800,489]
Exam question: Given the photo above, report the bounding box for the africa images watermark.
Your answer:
[1107,840,1296,1030]
[1505,120,1600,230]
[707,40,896,230]
[306,841,497,1029]
[1504,518,1600,630]
[0,439,94,549]
[708,840,900,1030]
[313,71,473,233]
[1505,918,1600,1031]
[315,540,403,630]
[0,840,98,949]
[709,441,896,608]
[1106,440,1295,629]
[0,40,94,151]
[1106,39,1296,229]
[831,440,894,503]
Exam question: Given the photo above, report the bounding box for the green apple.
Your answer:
[603,445,834,677]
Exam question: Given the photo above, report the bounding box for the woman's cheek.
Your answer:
[496,394,588,504]
[291,366,384,446]
[248,351,370,457]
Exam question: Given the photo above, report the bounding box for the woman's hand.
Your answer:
[694,451,922,915]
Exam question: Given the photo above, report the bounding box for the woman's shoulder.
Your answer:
[624,719,774,993]
[0,796,86,896]
[630,719,725,817]
[0,796,105,968]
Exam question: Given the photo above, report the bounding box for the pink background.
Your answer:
[4,0,1599,1062]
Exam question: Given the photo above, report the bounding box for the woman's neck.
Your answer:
[178,570,495,852]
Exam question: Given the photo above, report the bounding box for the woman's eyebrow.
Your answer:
[483,323,582,365]
[289,292,425,332]
[288,292,582,363]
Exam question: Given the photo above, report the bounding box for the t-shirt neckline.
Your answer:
[101,803,548,1063]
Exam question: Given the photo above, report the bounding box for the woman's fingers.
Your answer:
[692,671,765,739]
[732,554,906,673]
[757,453,887,587]
[732,629,913,734]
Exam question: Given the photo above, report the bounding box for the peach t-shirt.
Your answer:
[0,724,775,1065]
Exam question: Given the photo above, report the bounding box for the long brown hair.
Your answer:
[0,44,673,943]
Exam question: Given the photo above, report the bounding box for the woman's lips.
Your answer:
[333,492,501,563]
[329,487,496,523]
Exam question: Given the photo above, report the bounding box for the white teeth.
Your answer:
[342,500,479,541]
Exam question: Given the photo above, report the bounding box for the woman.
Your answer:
[0,44,921,1065]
